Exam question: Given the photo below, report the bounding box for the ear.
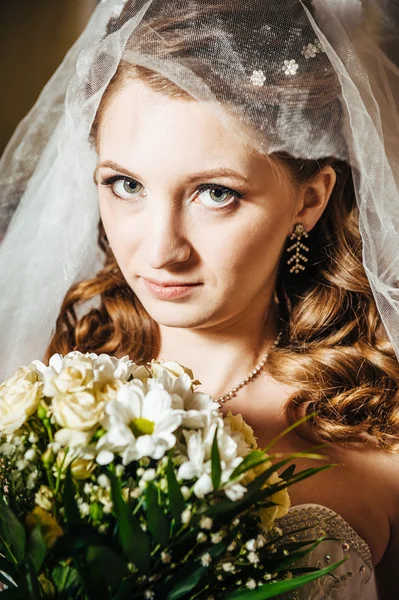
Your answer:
[294,166,336,232]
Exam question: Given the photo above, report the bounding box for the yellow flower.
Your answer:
[0,367,43,434]
[35,485,54,512]
[26,507,63,548]
[55,450,96,480]
[224,411,258,449]
[257,477,291,531]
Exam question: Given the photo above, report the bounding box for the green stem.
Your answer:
[0,535,18,565]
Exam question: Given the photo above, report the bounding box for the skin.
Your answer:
[97,79,399,596]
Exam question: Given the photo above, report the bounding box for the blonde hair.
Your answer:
[47,2,399,452]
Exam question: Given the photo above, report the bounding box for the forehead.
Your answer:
[98,79,270,176]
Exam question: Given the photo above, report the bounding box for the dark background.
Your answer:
[0,0,97,155]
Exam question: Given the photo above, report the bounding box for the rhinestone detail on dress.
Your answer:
[278,504,373,571]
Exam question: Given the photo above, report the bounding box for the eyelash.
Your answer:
[100,175,245,211]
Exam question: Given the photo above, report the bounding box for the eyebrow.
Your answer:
[97,160,250,184]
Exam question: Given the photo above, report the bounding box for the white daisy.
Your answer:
[96,382,183,465]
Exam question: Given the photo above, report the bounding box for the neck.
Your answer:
[156,295,280,400]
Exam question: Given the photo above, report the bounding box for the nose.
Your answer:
[142,201,192,270]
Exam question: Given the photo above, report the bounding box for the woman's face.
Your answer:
[97,79,298,331]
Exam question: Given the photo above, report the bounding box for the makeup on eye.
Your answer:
[99,173,245,210]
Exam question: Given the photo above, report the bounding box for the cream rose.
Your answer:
[224,411,258,449]
[42,354,95,397]
[149,360,200,385]
[51,390,105,431]
[0,367,43,434]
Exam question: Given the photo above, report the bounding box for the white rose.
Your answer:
[52,390,105,431]
[42,354,95,397]
[54,427,94,448]
[0,367,43,434]
[149,360,198,384]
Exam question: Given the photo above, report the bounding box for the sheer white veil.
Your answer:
[1,0,399,380]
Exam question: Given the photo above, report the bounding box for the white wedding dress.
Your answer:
[277,503,378,599]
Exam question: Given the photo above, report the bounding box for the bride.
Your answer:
[1,0,399,598]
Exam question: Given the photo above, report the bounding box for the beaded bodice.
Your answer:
[276,504,378,599]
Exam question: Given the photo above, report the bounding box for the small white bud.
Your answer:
[79,502,90,517]
[256,534,266,548]
[245,539,257,551]
[200,516,213,530]
[180,486,191,500]
[24,448,36,462]
[181,508,192,524]
[142,468,156,482]
[98,474,111,488]
[197,532,207,543]
[246,579,257,590]
[227,541,237,552]
[201,553,212,567]
[161,551,172,564]
[115,464,125,477]
[248,551,260,564]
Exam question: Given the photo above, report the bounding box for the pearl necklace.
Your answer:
[216,331,282,407]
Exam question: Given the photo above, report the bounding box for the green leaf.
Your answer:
[0,556,19,583]
[166,456,185,527]
[211,426,221,490]
[146,482,170,546]
[52,525,104,558]
[22,557,42,600]
[166,563,207,600]
[279,464,296,481]
[165,531,231,600]
[0,503,26,563]
[63,468,82,527]
[26,525,47,573]
[51,564,81,596]
[228,451,272,482]
[76,564,110,600]
[224,560,344,599]
[86,546,129,593]
[109,472,151,573]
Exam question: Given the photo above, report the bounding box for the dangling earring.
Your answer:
[287,224,309,274]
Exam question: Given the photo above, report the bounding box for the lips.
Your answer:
[141,277,202,300]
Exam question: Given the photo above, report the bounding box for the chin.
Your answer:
[137,297,218,329]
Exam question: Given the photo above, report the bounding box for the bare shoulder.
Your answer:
[363,450,399,598]
[225,373,398,567]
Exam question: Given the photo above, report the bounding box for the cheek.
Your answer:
[205,210,288,284]
[99,198,140,268]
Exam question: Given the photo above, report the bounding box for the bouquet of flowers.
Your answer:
[0,352,340,599]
